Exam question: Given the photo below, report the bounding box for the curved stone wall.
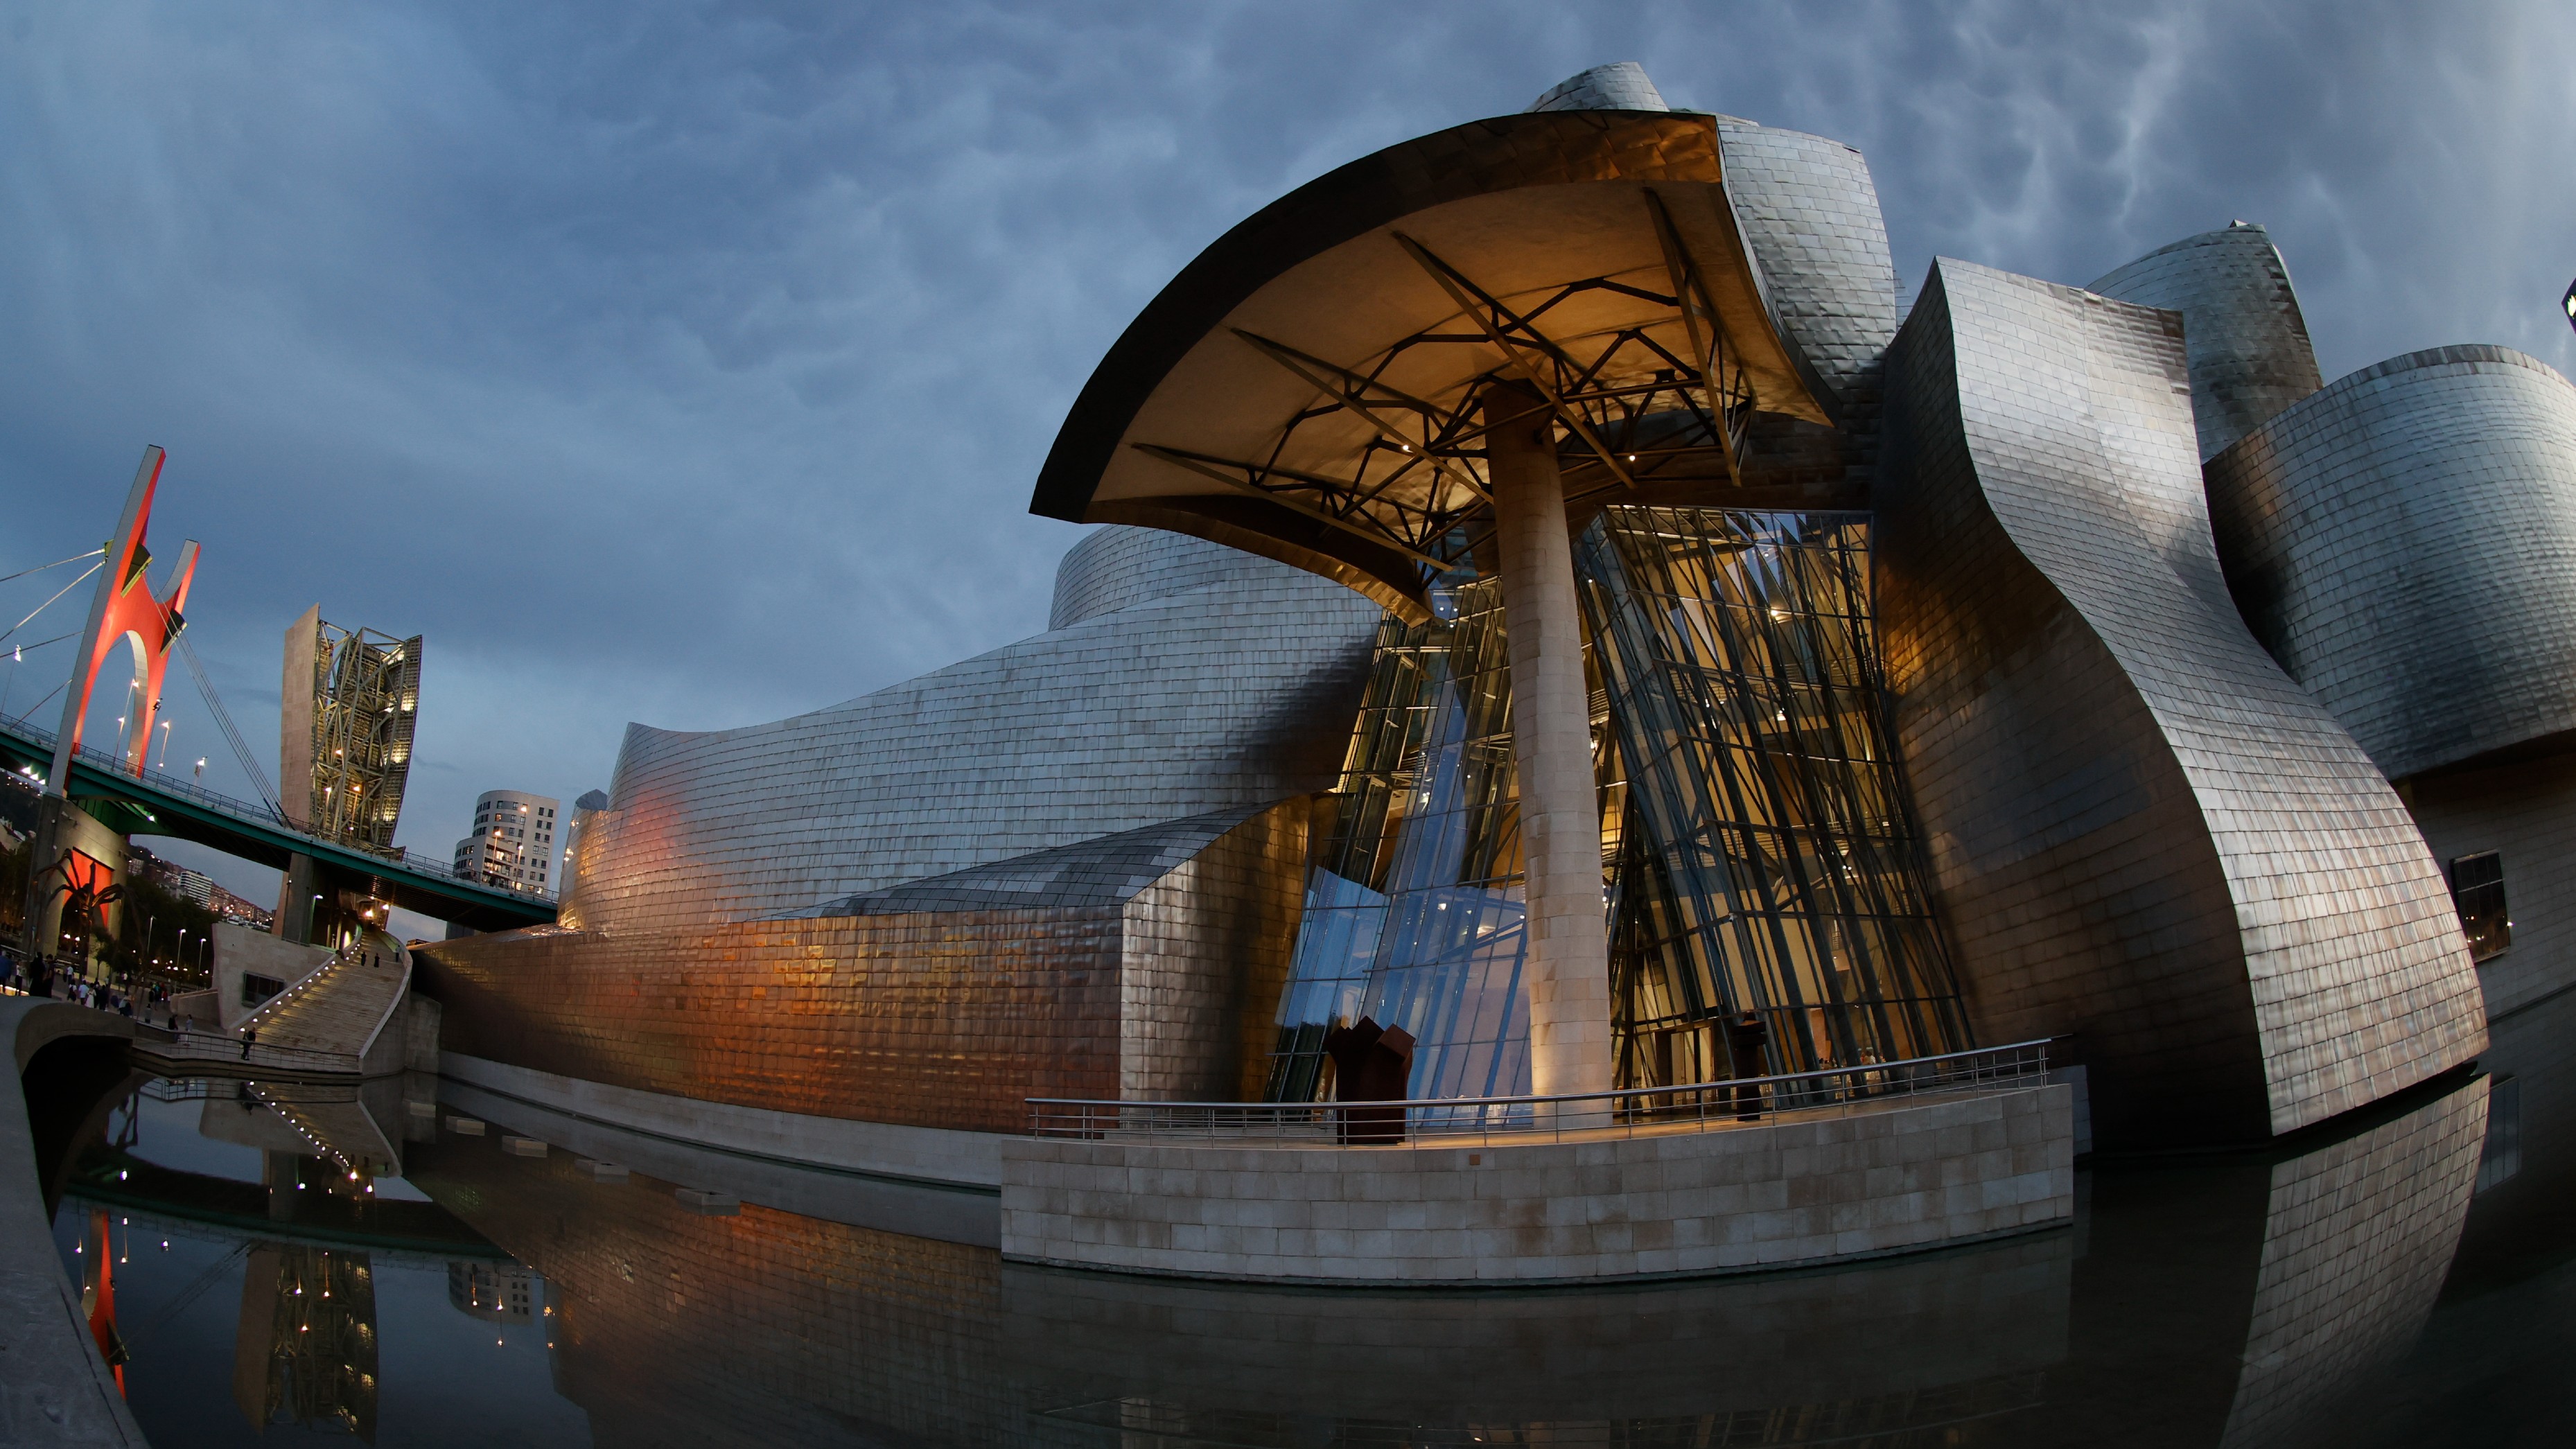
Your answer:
[2205,344,2576,781]
[1877,257,2483,1145]
[2089,224,2323,462]
[563,563,1379,933]
[1716,120,1901,405]
[1046,525,1288,631]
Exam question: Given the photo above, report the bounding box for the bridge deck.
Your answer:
[0,713,554,930]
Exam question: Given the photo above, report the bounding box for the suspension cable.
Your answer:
[3,631,77,659]
[9,679,64,727]
[177,636,285,823]
[0,547,104,587]
[0,560,102,648]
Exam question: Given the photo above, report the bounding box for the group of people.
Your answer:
[1,946,175,1024]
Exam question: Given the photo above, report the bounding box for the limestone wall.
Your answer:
[1001,1084,2071,1284]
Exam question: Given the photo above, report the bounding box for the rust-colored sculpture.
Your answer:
[1324,1016,1416,1145]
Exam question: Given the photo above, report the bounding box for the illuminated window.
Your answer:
[2450,851,2509,960]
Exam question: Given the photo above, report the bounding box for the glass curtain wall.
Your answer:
[1266,505,1968,1102]
[1576,507,1968,1082]
[1264,580,1531,1103]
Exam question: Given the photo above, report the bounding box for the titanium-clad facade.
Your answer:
[2202,344,2576,781]
[1876,258,2485,1143]
[423,63,2521,1172]
[2200,343,2576,1019]
[2089,223,2325,462]
[561,547,1376,933]
[423,800,1308,1130]
[1047,524,1290,632]
[1525,60,1670,115]
[1715,120,1902,407]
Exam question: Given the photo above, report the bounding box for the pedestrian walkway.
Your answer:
[141,931,413,1077]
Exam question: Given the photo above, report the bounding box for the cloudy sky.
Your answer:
[3,0,2573,908]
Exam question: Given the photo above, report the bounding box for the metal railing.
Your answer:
[1028,1039,2056,1145]
[3,712,291,827]
[134,1027,361,1073]
[0,712,552,904]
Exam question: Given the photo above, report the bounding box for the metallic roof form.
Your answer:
[1031,108,1833,622]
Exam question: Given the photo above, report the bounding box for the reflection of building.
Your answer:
[447,1262,536,1324]
[422,59,2522,1213]
[281,606,421,858]
[232,1243,378,1441]
[403,1129,2071,1448]
[452,789,559,896]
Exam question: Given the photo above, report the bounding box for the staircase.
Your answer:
[142,931,413,1076]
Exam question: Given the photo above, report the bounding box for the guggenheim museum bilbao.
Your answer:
[418,64,2573,1283]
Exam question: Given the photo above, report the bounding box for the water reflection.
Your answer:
[231,1242,379,1439]
[402,1125,2071,1446]
[42,989,2576,1446]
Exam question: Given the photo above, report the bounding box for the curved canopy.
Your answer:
[1031,108,1832,621]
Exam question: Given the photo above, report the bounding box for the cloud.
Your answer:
[2,0,2569,895]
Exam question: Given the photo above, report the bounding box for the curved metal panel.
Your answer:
[1527,62,1670,114]
[2089,224,2323,462]
[561,561,1378,933]
[2205,344,2576,780]
[1046,526,1288,632]
[1028,105,1836,616]
[422,801,1309,1132]
[1715,121,1900,403]
[1877,258,2483,1145]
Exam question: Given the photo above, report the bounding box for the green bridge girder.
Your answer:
[0,717,554,932]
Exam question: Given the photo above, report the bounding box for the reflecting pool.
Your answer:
[40,984,2576,1447]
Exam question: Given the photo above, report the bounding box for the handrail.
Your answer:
[1027,1038,2060,1145]
[0,713,552,904]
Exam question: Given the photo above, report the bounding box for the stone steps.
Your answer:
[236,934,411,1063]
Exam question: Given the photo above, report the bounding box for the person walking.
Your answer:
[240,1024,256,1060]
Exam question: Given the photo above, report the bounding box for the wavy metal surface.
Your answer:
[1046,525,1286,631]
[421,801,1307,1131]
[2205,344,2576,781]
[2089,223,2324,462]
[1877,258,2483,1145]
[1526,62,1671,114]
[561,544,1376,933]
[1715,120,1901,406]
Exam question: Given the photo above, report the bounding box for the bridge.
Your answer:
[0,713,554,933]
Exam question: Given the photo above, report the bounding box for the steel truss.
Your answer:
[1131,190,1766,576]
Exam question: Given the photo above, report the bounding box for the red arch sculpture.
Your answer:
[49,446,199,785]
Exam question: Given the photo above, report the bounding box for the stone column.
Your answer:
[276,852,319,945]
[1480,380,1613,1097]
[18,793,67,963]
